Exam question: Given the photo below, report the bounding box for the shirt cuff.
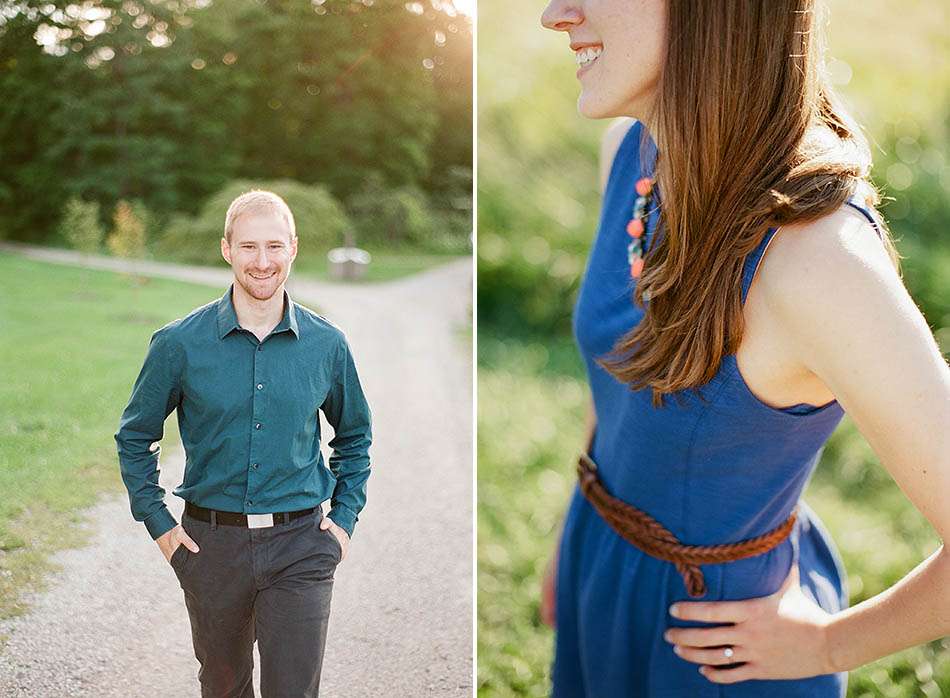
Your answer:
[328,505,357,539]
[144,506,178,540]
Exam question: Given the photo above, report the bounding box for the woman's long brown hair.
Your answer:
[598,0,902,408]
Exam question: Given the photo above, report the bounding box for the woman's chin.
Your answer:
[577,93,620,120]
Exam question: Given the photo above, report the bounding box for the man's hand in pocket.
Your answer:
[318,517,350,561]
[157,524,200,563]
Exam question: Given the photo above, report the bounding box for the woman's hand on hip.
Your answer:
[663,562,837,683]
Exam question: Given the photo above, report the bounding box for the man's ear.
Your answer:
[290,235,298,261]
[221,236,231,264]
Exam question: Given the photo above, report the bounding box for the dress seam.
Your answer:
[679,373,734,547]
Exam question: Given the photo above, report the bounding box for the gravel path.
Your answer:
[0,243,473,697]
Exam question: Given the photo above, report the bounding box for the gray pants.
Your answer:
[169,506,343,697]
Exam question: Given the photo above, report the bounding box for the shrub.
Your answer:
[348,174,437,247]
[106,199,147,260]
[58,197,105,255]
[427,208,473,254]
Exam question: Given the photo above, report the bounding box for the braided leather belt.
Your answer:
[576,452,799,597]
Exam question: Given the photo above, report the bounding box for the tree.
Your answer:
[0,0,472,245]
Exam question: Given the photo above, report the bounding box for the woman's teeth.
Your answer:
[575,46,603,67]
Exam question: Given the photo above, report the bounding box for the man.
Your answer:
[114,190,372,697]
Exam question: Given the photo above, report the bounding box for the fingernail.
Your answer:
[669,604,680,617]
[673,645,681,655]
[663,631,672,642]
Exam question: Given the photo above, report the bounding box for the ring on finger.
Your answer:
[674,644,743,665]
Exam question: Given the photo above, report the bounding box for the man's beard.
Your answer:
[241,270,283,300]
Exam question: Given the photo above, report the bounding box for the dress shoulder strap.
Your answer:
[741,191,886,305]
[843,192,886,242]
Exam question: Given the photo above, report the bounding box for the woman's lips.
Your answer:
[575,45,603,78]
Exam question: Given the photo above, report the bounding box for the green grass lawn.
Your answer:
[0,254,244,646]
[477,332,949,698]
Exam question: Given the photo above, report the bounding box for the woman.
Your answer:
[538,0,950,696]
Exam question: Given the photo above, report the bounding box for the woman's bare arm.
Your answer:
[767,210,950,670]
[665,205,950,683]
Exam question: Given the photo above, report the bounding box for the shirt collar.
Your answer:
[216,283,300,340]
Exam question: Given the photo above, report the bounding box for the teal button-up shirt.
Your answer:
[115,283,372,541]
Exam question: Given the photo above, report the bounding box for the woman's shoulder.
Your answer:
[753,202,902,357]
[599,118,641,192]
[758,203,895,294]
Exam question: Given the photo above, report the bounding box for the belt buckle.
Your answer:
[246,513,275,529]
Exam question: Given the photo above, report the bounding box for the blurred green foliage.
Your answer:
[106,199,147,260]
[477,0,950,696]
[0,0,472,252]
[350,173,439,246]
[58,196,104,255]
[478,335,586,697]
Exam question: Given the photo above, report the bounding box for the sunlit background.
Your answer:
[0,0,473,276]
[477,0,950,696]
[0,0,473,650]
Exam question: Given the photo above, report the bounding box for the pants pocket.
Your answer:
[312,513,343,562]
[170,540,189,571]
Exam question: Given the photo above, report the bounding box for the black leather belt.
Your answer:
[184,501,319,528]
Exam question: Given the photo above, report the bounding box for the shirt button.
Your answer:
[247,499,253,506]
[252,463,260,469]
[255,423,262,430]
[257,383,263,390]
[257,346,263,352]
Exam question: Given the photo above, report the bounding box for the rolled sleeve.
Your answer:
[321,334,373,538]
[114,327,182,540]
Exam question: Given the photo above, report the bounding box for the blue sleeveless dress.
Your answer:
[553,121,885,697]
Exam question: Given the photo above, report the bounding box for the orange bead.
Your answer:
[635,178,653,196]
[631,258,645,277]
[626,219,644,237]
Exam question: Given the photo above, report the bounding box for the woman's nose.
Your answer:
[541,0,583,31]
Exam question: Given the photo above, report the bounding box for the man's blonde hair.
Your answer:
[224,190,296,244]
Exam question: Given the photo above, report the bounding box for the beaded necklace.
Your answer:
[626,176,655,279]
[627,176,657,302]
